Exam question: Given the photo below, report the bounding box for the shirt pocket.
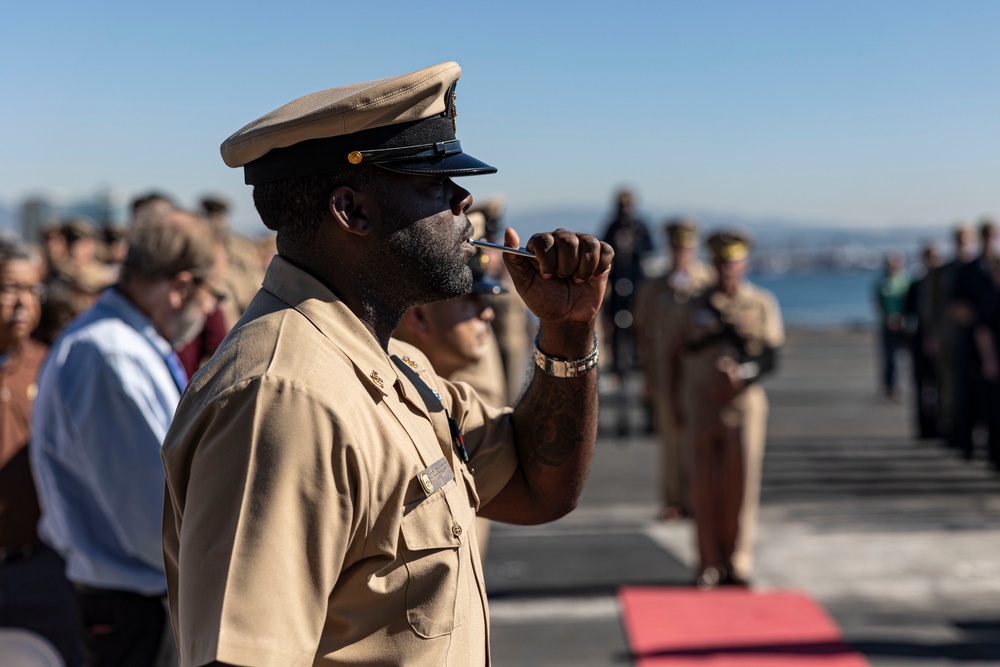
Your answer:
[399,480,472,638]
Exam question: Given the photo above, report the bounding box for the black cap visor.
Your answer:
[375,149,496,177]
[470,275,508,295]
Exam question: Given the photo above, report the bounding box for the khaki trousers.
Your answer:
[686,385,768,580]
[652,398,688,511]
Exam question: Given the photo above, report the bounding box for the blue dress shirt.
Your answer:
[31,288,184,595]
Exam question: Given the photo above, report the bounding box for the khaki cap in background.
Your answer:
[706,228,753,262]
[468,195,506,241]
[221,61,496,184]
[664,216,700,248]
[468,211,488,240]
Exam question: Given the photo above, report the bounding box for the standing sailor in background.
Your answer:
[668,229,784,588]
[633,218,715,520]
[600,188,653,437]
[926,223,976,440]
[904,243,943,439]
[951,219,1000,462]
[873,252,910,401]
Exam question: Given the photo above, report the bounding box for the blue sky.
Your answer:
[2,1,999,234]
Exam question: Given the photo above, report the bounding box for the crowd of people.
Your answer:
[0,196,274,666]
[875,219,1000,470]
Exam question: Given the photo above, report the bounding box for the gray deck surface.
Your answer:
[485,327,1000,666]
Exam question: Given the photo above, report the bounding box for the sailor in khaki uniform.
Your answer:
[667,230,783,588]
[160,61,613,667]
[633,218,715,520]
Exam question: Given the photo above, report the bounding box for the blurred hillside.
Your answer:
[506,206,954,274]
[0,193,959,273]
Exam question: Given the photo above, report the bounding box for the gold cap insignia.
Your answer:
[717,242,749,262]
[347,151,363,165]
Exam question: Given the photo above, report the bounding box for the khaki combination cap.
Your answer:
[706,228,753,262]
[221,61,496,185]
[664,216,700,248]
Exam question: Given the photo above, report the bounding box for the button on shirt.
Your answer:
[162,256,519,667]
[31,288,183,595]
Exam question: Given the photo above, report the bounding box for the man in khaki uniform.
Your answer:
[667,229,783,588]
[633,217,715,520]
[394,252,510,558]
[468,201,535,402]
[161,61,613,667]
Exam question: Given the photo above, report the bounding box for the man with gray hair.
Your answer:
[31,210,224,666]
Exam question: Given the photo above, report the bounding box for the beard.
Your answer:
[169,299,208,349]
[374,213,473,308]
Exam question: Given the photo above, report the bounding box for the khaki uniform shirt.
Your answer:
[162,257,519,667]
[219,233,268,329]
[488,285,533,402]
[449,329,508,408]
[672,282,784,424]
[633,262,716,395]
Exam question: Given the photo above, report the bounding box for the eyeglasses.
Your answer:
[193,277,227,305]
[0,283,46,303]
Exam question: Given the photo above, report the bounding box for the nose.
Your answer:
[450,180,473,215]
[478,304,495,323]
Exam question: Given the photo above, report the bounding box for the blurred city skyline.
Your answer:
[3,1,999,234]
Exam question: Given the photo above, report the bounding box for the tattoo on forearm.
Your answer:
[518,376,591,476]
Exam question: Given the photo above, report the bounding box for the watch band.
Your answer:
[533,333,599,378]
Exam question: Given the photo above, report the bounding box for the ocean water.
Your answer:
[750,269,880,328]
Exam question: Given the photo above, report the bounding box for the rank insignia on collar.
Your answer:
[401,356,418,369]
[369,370,384,389]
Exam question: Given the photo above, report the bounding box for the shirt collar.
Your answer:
[261,255,397,398]
[96,288,174,359]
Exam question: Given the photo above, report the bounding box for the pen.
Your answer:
[445,411,470,463]
[468,238,535,258]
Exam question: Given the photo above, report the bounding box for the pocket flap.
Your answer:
[401,481,462,551]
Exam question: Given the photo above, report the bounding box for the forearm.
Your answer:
[480,227,612,525]
[506,322,598,523]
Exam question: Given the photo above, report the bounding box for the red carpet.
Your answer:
[619,587,871,666]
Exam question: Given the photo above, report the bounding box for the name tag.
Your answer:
[417,457,455,497]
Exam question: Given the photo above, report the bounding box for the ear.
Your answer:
[400,306,432,337]
[330,186,374,237]
[168,270,196,309]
